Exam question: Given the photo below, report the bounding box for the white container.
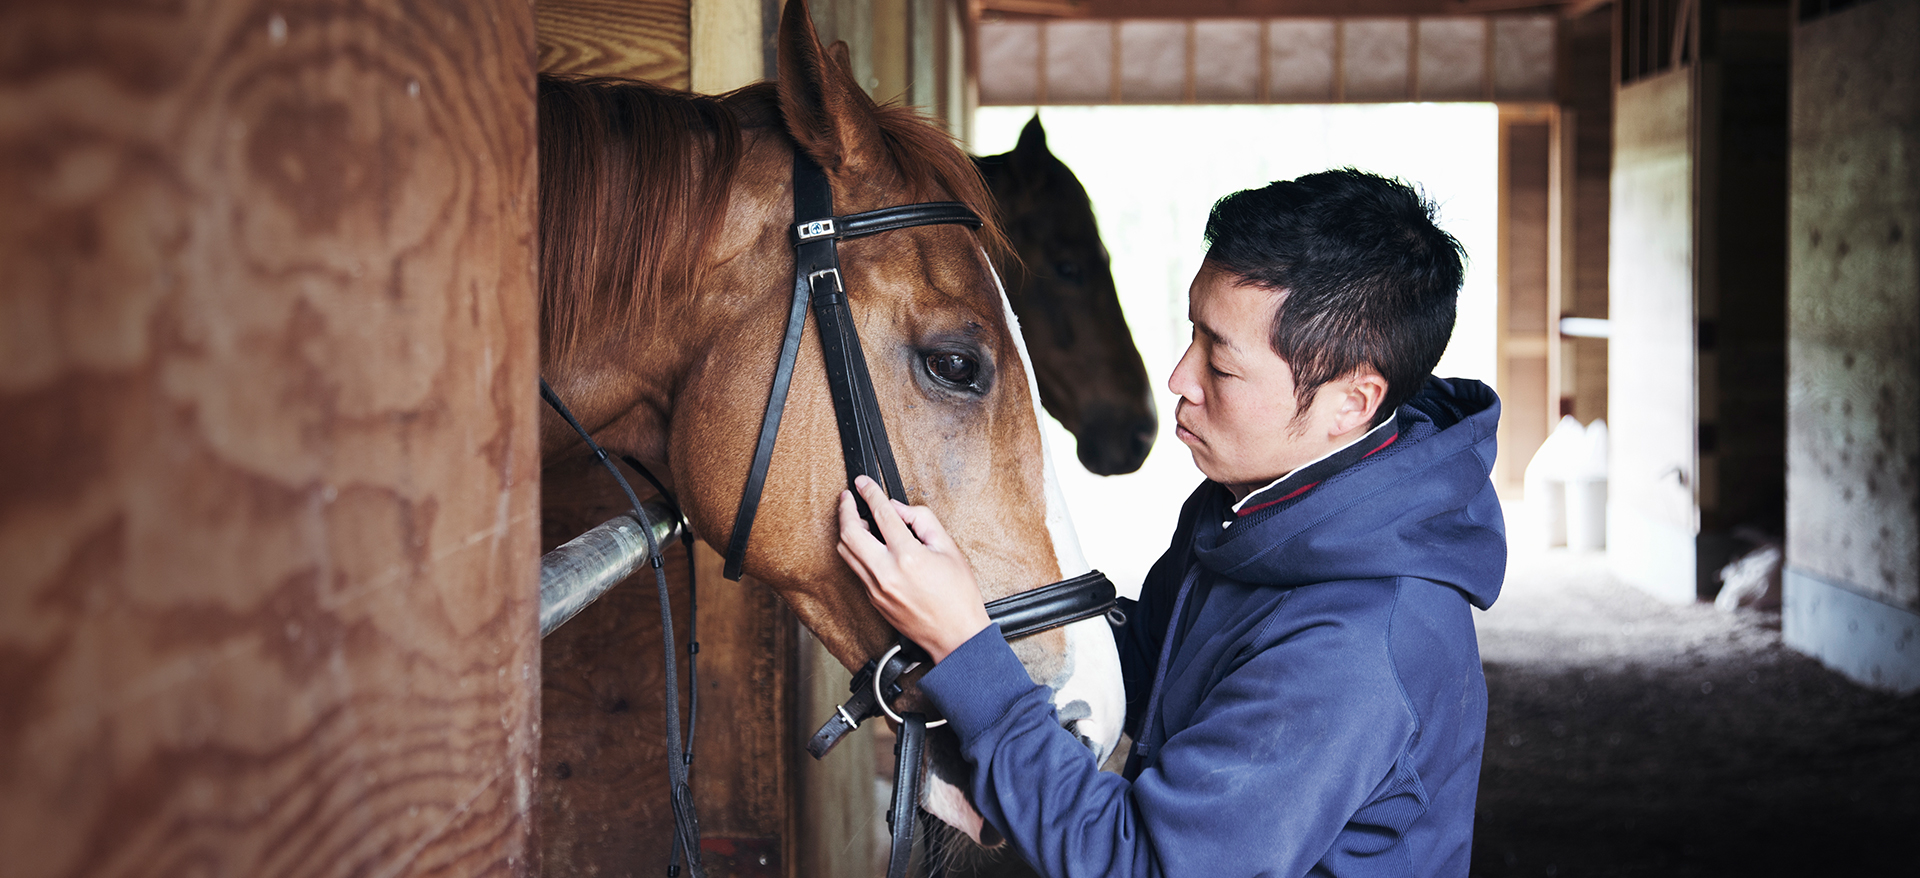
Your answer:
[1565,420,1608,551]
[1524,416,1585,548]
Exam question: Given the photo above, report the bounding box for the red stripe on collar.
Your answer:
[1233,432,1399,519]
[1236,481,1321,518]
[1362,431,1400,459]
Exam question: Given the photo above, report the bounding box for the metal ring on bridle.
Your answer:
[873,643,948,729]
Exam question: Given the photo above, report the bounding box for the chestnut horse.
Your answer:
[536,0,1122,866]
[977,119,1157,476]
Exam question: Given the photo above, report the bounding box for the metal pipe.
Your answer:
[539,503,681,638]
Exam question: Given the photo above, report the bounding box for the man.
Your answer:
[838,168,1505,877]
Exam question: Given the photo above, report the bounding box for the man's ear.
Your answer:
[1328,369,1389,437]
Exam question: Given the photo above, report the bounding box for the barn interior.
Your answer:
[2,1,1914,877]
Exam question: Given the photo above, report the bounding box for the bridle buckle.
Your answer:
[808,267,843,294]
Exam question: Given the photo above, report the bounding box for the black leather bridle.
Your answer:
[725,151,1119,877]
[543,149,1119,878]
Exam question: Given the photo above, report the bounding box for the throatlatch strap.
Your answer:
[722,254,813,581]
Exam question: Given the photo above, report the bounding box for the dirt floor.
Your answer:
[912,541,1920,878]
[1473,545,1920,878]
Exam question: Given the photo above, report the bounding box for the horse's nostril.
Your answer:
[1132,420,1158,453]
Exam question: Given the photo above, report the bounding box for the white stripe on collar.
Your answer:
[1228,416,1401,515]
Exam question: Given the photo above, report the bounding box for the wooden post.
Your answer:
[1496,104,1558,495]
[0,1,542,875]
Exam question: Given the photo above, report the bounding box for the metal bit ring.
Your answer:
[873,643,948,729]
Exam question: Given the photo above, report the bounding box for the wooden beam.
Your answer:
[1070,0,1583,18]
[978,0,1091,17]
[1562,0,1613,19]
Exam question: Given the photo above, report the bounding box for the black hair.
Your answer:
[1203,168,1464,427]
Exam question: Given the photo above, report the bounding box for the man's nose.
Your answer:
[1166,346,1201,403]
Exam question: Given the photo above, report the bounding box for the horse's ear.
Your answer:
[776,0,886,174]
[1014,115,1049,159]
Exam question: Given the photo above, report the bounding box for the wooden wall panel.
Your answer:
[538,0,692,86]
[0,2,542,876]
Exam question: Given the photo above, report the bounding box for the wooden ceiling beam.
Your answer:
[1035,0,1592,18]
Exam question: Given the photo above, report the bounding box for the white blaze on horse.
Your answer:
[535,0,1124,855]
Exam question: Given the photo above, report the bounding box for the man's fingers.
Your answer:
[838,490,891,566]
[893,500,959,554]
[853,475,919,548]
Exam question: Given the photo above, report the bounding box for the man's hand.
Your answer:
[836,475,991,663]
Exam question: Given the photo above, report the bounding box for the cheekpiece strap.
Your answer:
[723,149,979,581]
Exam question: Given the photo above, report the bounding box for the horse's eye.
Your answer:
[925,351,980,388]
[1053,261,1081,282]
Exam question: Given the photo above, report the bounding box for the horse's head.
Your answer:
[976,117,1157,476]
[536,0,1124,848]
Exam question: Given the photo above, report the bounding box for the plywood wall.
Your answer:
[1785,0,1916,608]
[1783,0,1919,692]
[0,1,542,875]
[539,0,693,86]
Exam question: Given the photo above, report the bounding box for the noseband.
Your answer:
[543,149,1117,878]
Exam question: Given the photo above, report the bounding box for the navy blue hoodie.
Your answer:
[919,377,1506,878]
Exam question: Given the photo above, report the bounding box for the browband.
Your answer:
[793,202,982,244]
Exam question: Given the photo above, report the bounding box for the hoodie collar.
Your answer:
[1226,412,1403,523]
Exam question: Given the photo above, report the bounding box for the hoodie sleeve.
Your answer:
[919,607,1419,878]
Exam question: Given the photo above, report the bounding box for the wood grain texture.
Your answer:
[538,0,692,86]
[1498,112,1555,491]
[0,2,542,876]
[537,463,796,877]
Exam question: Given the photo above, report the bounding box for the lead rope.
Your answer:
[622,455,700,769]
[539,379,705,878]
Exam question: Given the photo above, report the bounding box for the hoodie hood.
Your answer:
[1191,376,1506,609]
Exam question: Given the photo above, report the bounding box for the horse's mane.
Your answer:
[538,75,1006,360]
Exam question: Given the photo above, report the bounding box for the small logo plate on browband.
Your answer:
[795,218,836,240]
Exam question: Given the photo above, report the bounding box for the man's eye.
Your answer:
[925,351,980,388]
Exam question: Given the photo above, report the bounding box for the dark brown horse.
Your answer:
[976,119,1157,476]
[536,0,1122,865]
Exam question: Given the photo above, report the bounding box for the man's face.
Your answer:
[1168,265,1371,499]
